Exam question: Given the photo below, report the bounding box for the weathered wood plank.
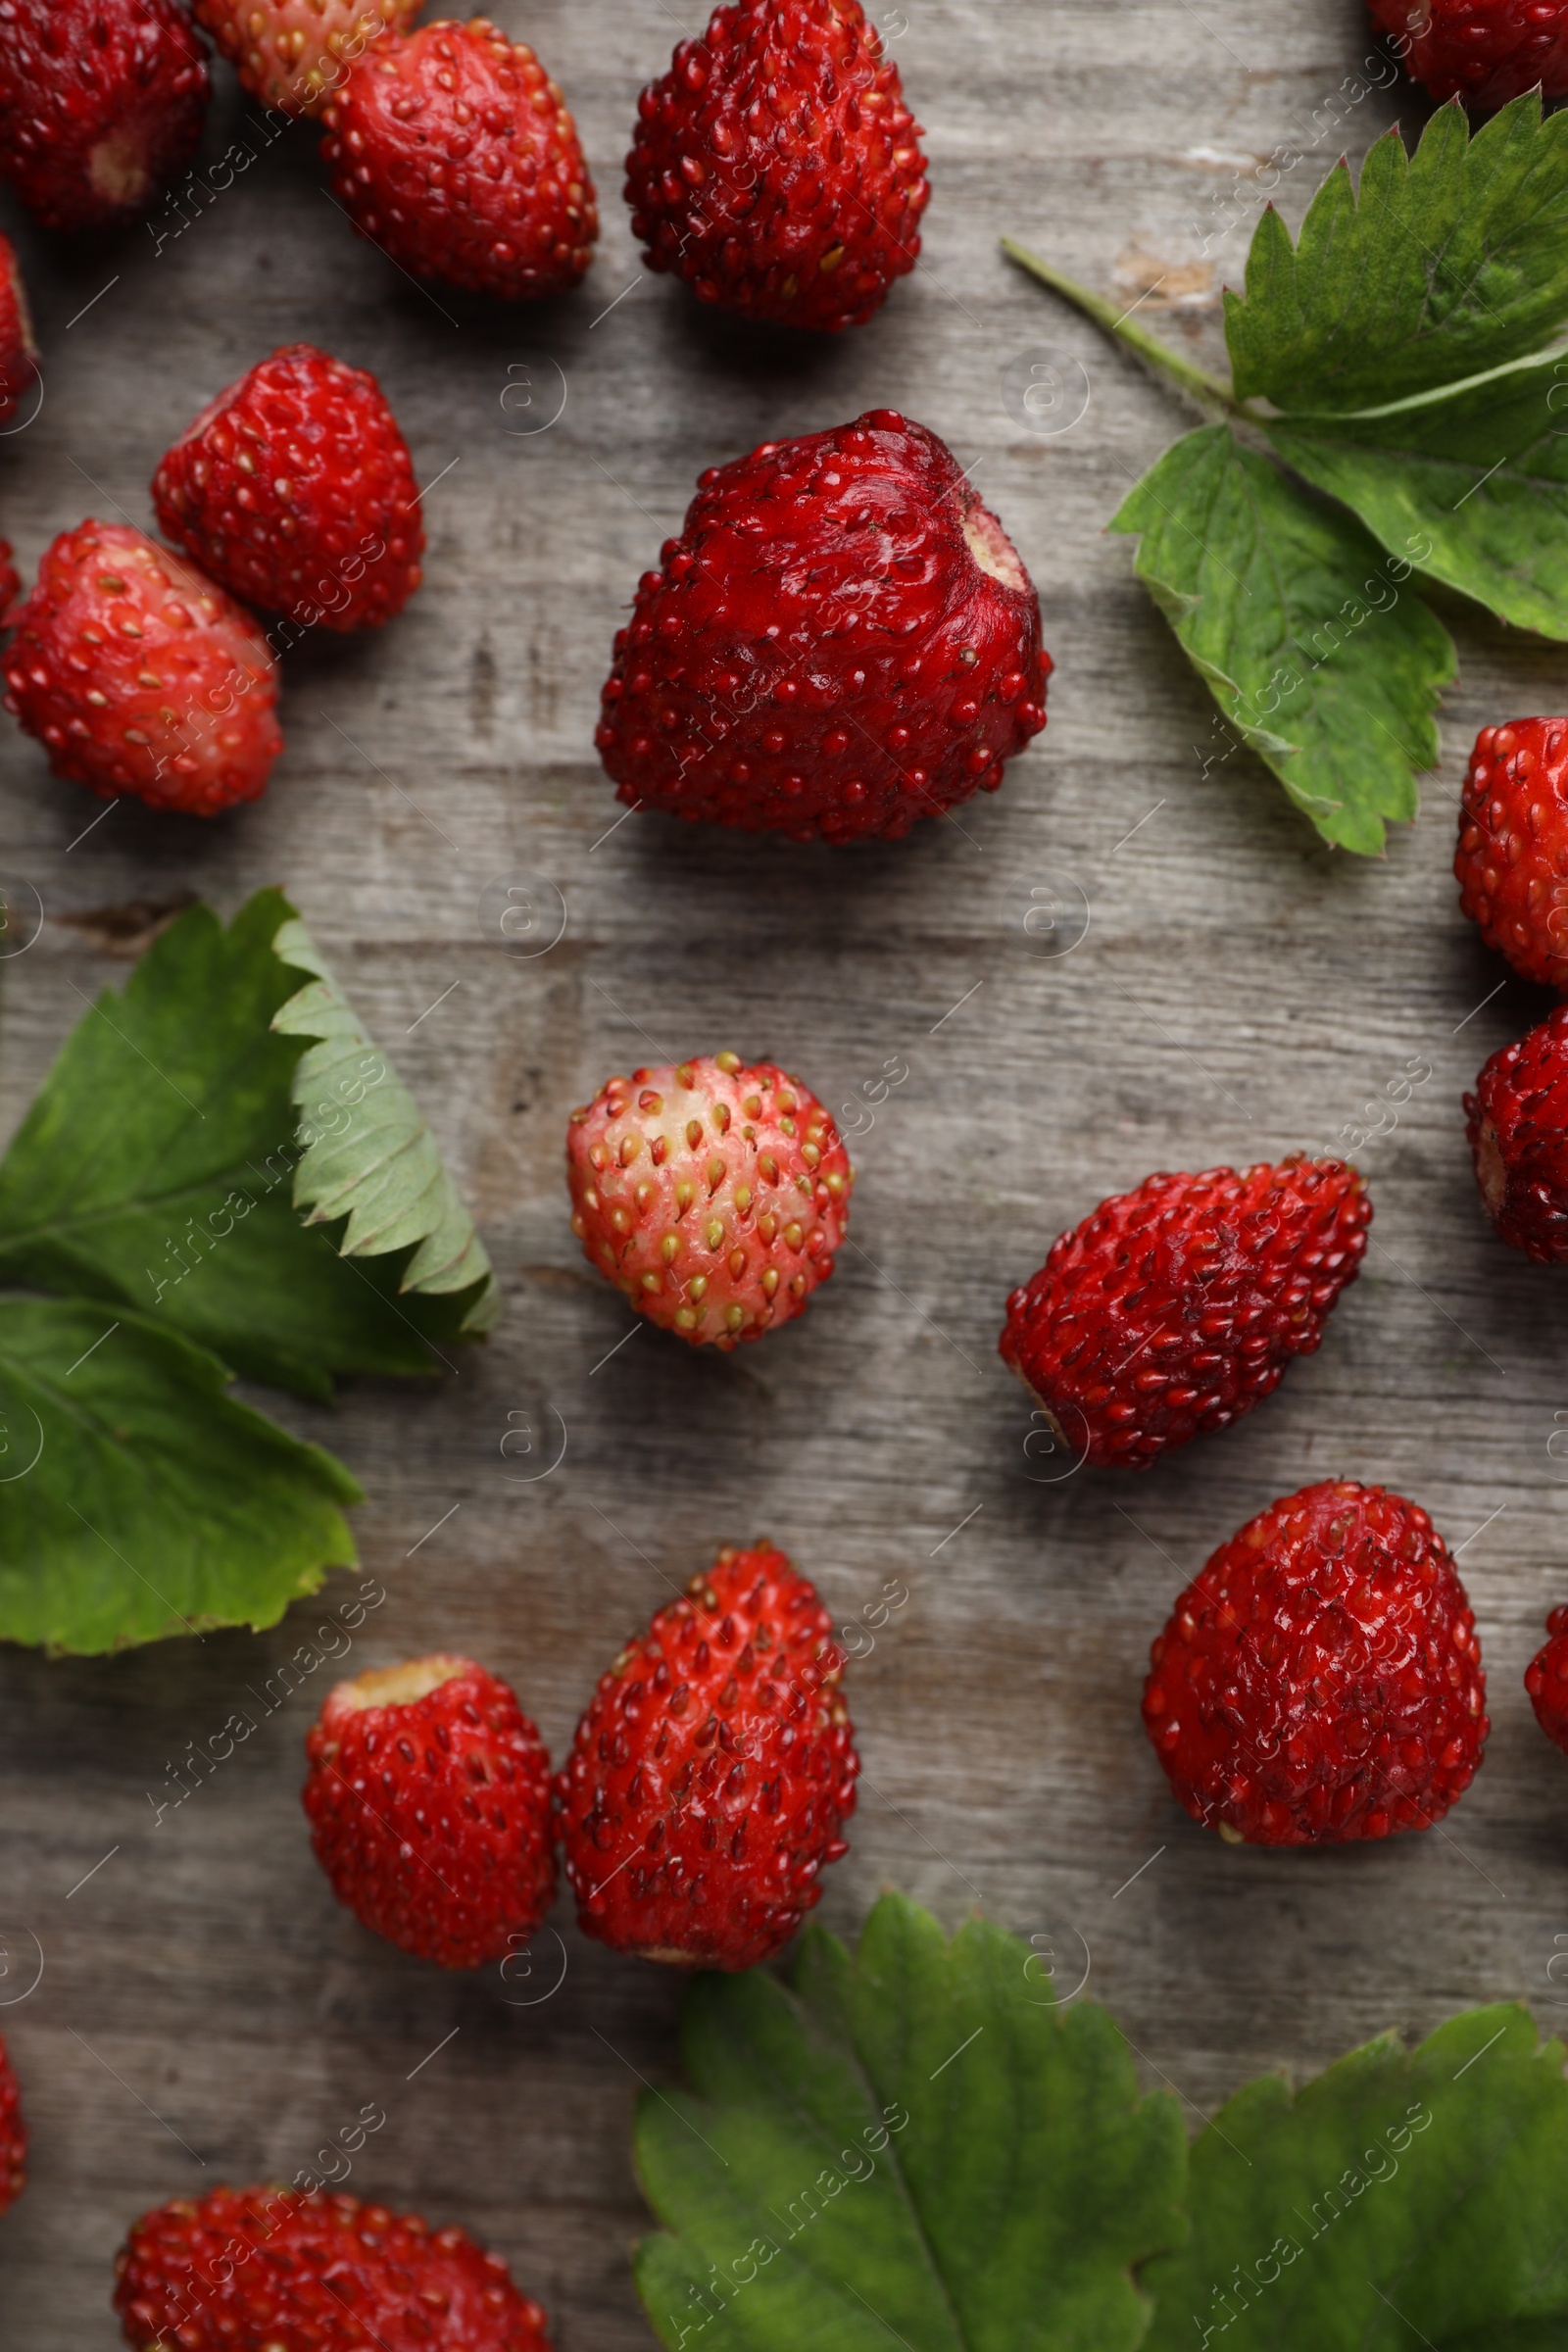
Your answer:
[3,4,1565,2343]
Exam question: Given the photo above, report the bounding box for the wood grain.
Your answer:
[3,2,1566,2343]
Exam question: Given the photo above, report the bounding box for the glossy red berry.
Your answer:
[595,410,1050,843]
[626,0,929,331]
[0,232,37,433]
[566,1054,853,1348]
[2,521,282,815]
[302,1654,556,1970]
[114,2186,555,2351]
[1455,717,1568,990]
[1143,1480,1488,1846]
[1466,1005,1568,1260]
[1527,1606,1568,1753]
[0,2034,25,2217]
[556,1543,858,1970]
[319,18,597,299]
[153,344,424,634]
[0,0,209,233]
[1368,0,1568,107]
[1001,1157,1371,1471]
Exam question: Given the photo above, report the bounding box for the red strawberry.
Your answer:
[1144,1480,1488,1846]
[1528,1605,1568,1755]
[0,2034,25,2216]
[1455,716,1568,990]
[302,1653,556,1970]
[566,1054,853,1348]
[1368,0,1568,106]
[3,522,281,816]
[556,1543,858,1970]
[0,541,19,626]
[0,232,37,432]
[192,0,418,115]
[0,0,209,234]
[153,344,424,635]
[627,0,929,332]
[1466,1004,1568,1259]
[318,19,597,299]
[114,2186,554,2352]
[1000,1157,1370,1472]
[596,410,1050,843]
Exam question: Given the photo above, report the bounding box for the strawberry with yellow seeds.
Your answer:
[565,1052,853,1348]
[192,0,420,115]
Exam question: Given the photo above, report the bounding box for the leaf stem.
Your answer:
[1000,236,1250,418]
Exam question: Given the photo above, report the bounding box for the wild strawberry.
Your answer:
[627,0,929,332]
[556,1543,858,1970]
[1000,1157,1370,1472]
[596,410,1049,843]
[1466,1005,1568,1259]
[1369,0,1568,106]
[1144,1480,1488,1846]
[0,232,37,433]
[319,19,597,300]
[114,2186,554,2351]
[0,2034,24,2217]
[566,1054,853,1349]
[301,1654,556,1970]
[1528,1606,1568,1757]
[192,0,418,114]
[153,345,423,635]
[3,522,282,816]
[1455,716,1568,989]
[0,0,209,234]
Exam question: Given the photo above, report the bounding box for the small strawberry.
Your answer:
[0,0,209,234]
[301,1653,556,1969]
[1144,1480,1488,1846]
[596,410,1050,842]
[1000,1157,1370,1472]
[1527,1606,1568,1754]
[3,522,281,816]
[627,0,929,332]
[153,344,423,634]
[192,0,419,115]
[566,1053,853,1348]
[0,542,19,626]
[556,1542,858,1970]
[0,232,37,432]
[1369,0,1568,107]
[0,2034,25,2216]
[1466,1005,1568,1259]
[115,2186,554,2352]
[1455,716,1568,990]
[318,19,597,300]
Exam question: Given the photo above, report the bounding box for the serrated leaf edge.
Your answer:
[270,918,499,1334]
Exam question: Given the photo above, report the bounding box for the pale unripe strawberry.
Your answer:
[566,1054,853,1348]
[192,0,418,114]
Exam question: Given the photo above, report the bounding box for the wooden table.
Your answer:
[3,2,1564,2341]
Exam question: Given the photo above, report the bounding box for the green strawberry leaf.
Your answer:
[636,1895,1568,2352]
[1109,426,1454,854]
[1268,349,1568,641]
[0,891,483,1399]
[272,918,497,1334]
[633,1889,1186,2352]
[0,1294,358,1654]
[1226,97,1568,414]
[1143,2004,1568,2350]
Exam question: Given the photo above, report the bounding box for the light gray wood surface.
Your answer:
[3,1,1566,2341]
